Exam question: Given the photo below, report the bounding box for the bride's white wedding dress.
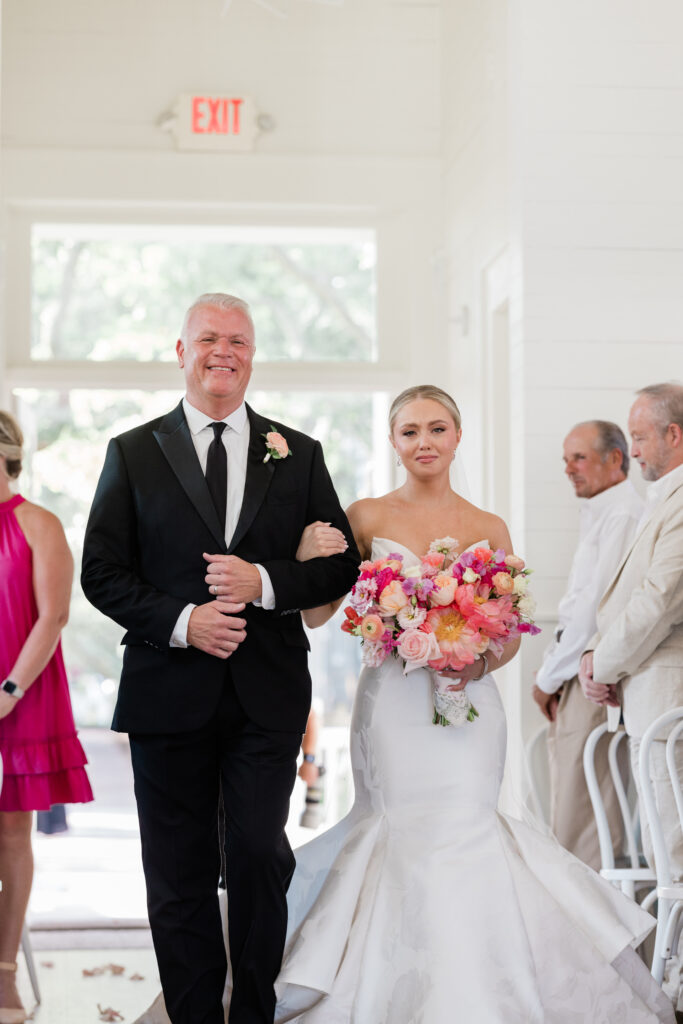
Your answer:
[273,538,673,1024]
[135,538,673,1024]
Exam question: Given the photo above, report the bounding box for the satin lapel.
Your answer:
[153,401,227,552]
[228,406,275,553]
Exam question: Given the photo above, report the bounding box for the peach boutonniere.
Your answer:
[263,427,292,463]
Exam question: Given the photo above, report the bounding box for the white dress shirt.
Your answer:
[636,460,683,533]
[536,478,644,694]
[170,397,275,649]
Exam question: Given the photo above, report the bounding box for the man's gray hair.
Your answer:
[636,382,683,434]
[574,419,630,474]
[180,293,254,342]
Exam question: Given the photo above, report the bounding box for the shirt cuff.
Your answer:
[253,564,276,610]
[170,604,195,648]
[535,670,562,696]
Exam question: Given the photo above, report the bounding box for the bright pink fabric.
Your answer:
[0,494,94,811]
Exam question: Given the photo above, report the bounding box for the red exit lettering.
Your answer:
[191,97,244,135]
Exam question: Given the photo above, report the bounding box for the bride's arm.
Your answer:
[298,503,372,628]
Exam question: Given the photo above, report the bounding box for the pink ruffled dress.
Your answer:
[0,494,93,811]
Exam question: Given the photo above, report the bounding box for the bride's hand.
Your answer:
[439,659,486,691]
[296,521,348,562]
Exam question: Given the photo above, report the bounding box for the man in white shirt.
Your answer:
[533,420,643,868]
[580,382,683,1011]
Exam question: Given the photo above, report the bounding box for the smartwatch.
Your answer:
[303,753,315,764]
[1,679,25,699]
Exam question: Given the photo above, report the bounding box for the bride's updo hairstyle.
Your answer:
[389,385,462,435]
[0,410,24,480]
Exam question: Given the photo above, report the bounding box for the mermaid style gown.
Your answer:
[136,538,673,1024]
[273,538,673,1024]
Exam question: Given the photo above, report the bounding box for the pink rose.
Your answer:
[429,573,458,607]
[378,579,410,616]
[421,551,444,569]
[491,571,515,595]
[360,614,385,640]
[266,431,289,458]
[504,554,525,571]
[397,628,442,673]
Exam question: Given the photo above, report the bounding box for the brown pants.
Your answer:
[546,675,623,871]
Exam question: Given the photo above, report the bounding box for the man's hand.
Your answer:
[187,600,247,659]
[579,650,619,706]
[532,684,561,722]
[204,553,263,604]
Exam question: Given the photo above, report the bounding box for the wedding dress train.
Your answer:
[273,538,673,1024]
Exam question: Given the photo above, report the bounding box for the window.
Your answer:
[31,224,377,362]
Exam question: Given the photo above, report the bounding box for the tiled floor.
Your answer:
[16,947,160,1023]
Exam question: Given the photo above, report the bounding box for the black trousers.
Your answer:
[129,676,302,1024]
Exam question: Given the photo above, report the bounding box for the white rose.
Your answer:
[396,603,427,629]
[513,575,528,595]
[361,640,387,668]
[403,565,423,578]
[518,593,536,619]
[462,567,479,584]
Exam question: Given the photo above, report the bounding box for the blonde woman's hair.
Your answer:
[389,385,462,434]
[0,410,23,479]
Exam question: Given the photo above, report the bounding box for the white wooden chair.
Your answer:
[524,723,551,826]
[637,707,683,986]
[0,751,41,1005]
[583,721,656,903]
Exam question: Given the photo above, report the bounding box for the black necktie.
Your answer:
[206,421,227,530]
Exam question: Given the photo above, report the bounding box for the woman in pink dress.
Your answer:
[0,410,93,1024]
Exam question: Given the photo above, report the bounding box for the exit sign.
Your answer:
[173,93,259,152]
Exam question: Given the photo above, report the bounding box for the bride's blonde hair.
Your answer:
[389,385,462,434]
[0,410,23,480]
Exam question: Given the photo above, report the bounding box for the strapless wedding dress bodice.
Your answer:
[273,538,672,1023]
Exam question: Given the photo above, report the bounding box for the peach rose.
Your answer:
[397,628,442,673]
[492,571,515,595]
[504,554,525,571]
[266,431,289,458]
[378,579,410,616]
[429,573,458,606]
[360,614,385,640]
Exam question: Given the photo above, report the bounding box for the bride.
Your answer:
[137,384,673,1024]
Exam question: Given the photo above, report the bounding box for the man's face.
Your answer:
[176,304,255,414]
[628,397,671,482]
[563,425,615,498]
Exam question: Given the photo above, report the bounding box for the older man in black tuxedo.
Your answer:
[82,293,360,1024]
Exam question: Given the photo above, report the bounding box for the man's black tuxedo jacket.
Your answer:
[81,401,360,736]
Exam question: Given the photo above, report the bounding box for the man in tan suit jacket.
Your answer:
[580,381,683,1012]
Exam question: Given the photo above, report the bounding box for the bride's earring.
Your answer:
[396,455,402,467]
[452,450,457,461]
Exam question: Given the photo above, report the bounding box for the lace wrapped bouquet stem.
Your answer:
[342,537,540,727]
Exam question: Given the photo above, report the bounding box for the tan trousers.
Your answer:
[546,675,623,871]
[629,736,683,1011]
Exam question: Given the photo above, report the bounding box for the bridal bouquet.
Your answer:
[341,537,540,727]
